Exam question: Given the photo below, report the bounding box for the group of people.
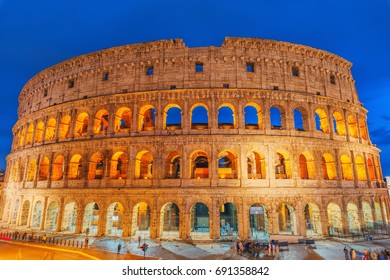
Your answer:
[234,239,282,259]
[344,247,390,260]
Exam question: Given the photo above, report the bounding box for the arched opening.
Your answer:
[20,201,30,226]
[51,155,64,181]
[82,202,99,236]
[347,203,361,233]
[59,115,71,139]
[44,201,59,231]
[106,202,124,236]
[244,104,262,129]
[134,151,153,179]
[74,112,89,137]
[88,152,105,180]
[38,157,50,181]
[278,202,297,235]
[347,115,358,138]
[35,121,44,143]
[160,203,180,239]
[26,123,34,145]
[367,158,376,180]
[45,117,56,141]
[94,109,109,134]
[359,117,368,140]
[138,106,156,131]
[27,159,37,181]
[190,202,210,239]
[110,152,128,179]
[114,107,132,132]
[275,152,291,179]
[218,104,235,129]
[68,154,83,180]
[333,112,346,136]
[362,201,374,229]
[304,203,322,236]
[191,104,208,130]
[131,202,151,238]
[327,203,343,235]
[61,202,77,233]
[247,151,266,179]
[293,109,304,131]
[31,201,43,228]
[10,199,20,224]
[270,107,283,129]
[249,203,269,239]
[314,108,329,133]
[164,151,180,179]
[190,151,209,179]
[340,154,353,180]
[299,153,315,179]
[322,153,337,180]
[164,105,182,130]
[220,202,238,238]
[374,157,382,180]
[218,150,237,179]
[18,129,25,147]
[355,156,367,181]
[375,202,383,224]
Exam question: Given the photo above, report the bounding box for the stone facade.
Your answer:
[1,37,389,240]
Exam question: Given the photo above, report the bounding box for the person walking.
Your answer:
[138,235,141,248]
[84,237,89,248]
[343,247,350,260]
[117,243,122,254]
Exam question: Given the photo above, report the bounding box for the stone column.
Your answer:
[107,104,115,136]
[241,202,250,239]
[351,150,358,187]
[56,198,65,232]
[121,209,131,237]
[270,206,279,235]
[47,152,55,188]
[210,198,220,240]
[54,112,62,142]
[63,152,70,188]
[74,203,85,234]
[69,109,76,140]
[40,196,49,230]
[296,200,305,236]
[33,154,42,188]
[380,197,388,224]
[150,206,158,239]
[320,207,329,236]
[87,107,95,138]
[343,109,350,142]
[97,206,107,236]
[26,196,35,228]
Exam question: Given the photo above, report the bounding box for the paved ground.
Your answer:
[1,229,390,260]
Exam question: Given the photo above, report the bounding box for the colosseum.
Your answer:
[0,37,389,241]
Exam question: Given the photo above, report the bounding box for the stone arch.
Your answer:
[138,105,156,131]
[10,199,20,224]
[27,159,37,181]
[88,152,105,180]
[218,150,238,179]
[359,116,368,140]
[51,155,65,181]
[131,202,151,238]
[218,103,236,129]
[304,203,322,236]
[247,151,266,179]
[134,150,153,179]
[299,152,316,179]
[270,105,285,129]
[275,151,291,179]
[94,109,109,134]
[327,202,343,234]
[244,103,262,129]
[190,202,210,240]
[374,202,383,223]
[322,153,337,180]
[44,201,59,231]
[58,115,71,139]
[164,151,181,179]
[190,103,208,130]
[26,123,34,145]
[159,202,180,239]
[374,157,382,180]
[347,202,361,233]
[74,112,89,137]
[278,202,297,235]
[163,104,182,130]
[68,154,83,180]
[114,107,132,132]
[20,200,30,226]
[61,201,77,232]
[355,156,367,181]
[293,106,309,131]
[220,202,239,239]
[367,158,376,180]
[347,114,358,138]
[18,128,26,147]
[190,150,209,179]
[314,108,330,133]
[35,121,44,143]
[110,152,128,179]
[106,202,124,236]
[31,201,43,228]
[362,201,374,228]
[45,117,56,141]
[332,111,346,136]
[340,154,353,180]
[82,202,100,236]
[38,156,50,181]
[249,203,269,239]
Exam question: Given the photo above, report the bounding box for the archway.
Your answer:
[275,152,291,179]
[38,157,50,181]
[299,153,315,179]
[31,201,43,228]
[322,153,337,180]
[164,105,182,130]
[355,156,367,181]
[249,203,269,240]
[27,160,37,181]
[220,202,238,238]
[10,199,20,225]
[59,115,71,139]
[327,203,343,235]
[247,151,266,179]
[333,112,346,136]
[44,201,59,231]
[340,154,353,180]
[314,108,329,133]
[362,201,374,229]
[347,115,358,138]
[218,151,237,179]
[138,106,156,131]
[190,151,209,179]
[74,112,89,137]
[347,203,361,233]
[35,121,44,143]
[94,109,109,134]
[88,152,105,180]
[131,202,151,238]
[270,107,283,129]
[278,202,297,235]
[68,154,83,179]
[374,202,383,224]
[164,151,181,179]
[26,123,34,145]
[134,151,153,179]
[110,152,128,179]
[105,202,124,236]
[244,103,262,129]
[61,202,77,232]
[82,202,99,236]
[191,104,208,130]
[160,203,180,239]
[115,107,132,132]
[218,104,235,129]
[45,118,56,141]
[190,202,210,239]
[51,155,64,181]
[304,203,322,236]
[20,201,30,226]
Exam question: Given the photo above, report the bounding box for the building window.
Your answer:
[170,85,176,90]
[330,74,336,85]
[195,62,203,72]
[103,72,109,81]
[223,84,229,88]
[246,62,255,72]
[292,66,299,77]
[68,80,74,88]
[273,86,279,90]
[146,66,154,76]
[43,89,48,97]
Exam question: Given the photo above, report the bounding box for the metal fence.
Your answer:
[328,223,390,240]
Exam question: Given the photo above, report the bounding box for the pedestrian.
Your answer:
[84,237,89,248]
[42,234,47,244]
[343,247,350,260]
[117,243,122,254]
[138,235,141,248]
[351,249,356,260]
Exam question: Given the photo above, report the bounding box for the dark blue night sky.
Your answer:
[0,0,390,175]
